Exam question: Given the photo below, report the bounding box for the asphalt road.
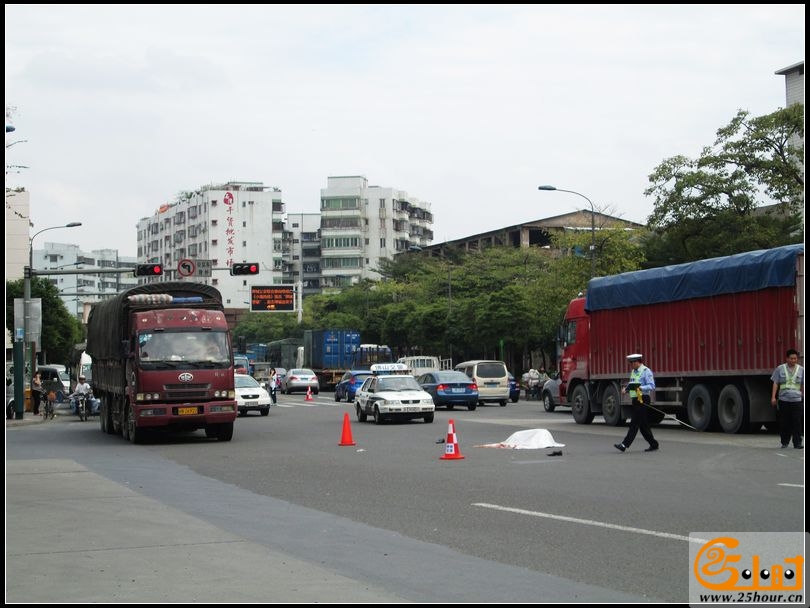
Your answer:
[5,394,805,603]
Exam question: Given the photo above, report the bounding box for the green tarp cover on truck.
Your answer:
[85,282,224,360]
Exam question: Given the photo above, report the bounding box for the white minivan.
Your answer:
[454,360,510,406]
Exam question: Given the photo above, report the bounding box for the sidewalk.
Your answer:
[6,410,58,428]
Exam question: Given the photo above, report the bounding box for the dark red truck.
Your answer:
[554,245,804,433]
[86,282,237,443]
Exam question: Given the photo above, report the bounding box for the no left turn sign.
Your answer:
[177,258,196,277]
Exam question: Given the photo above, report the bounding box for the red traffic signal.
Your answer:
[134,263,163,277]
[230,263,259,276]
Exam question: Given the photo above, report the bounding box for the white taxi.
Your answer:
[354,365,435,424]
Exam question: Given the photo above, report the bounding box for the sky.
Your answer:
[5,5,805,257]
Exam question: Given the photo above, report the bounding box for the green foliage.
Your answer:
[230,232,644,373]
[644,105,804,264]
[6,277,84,365]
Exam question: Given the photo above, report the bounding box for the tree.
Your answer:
[6,277,84,365]
[644,105,804,264]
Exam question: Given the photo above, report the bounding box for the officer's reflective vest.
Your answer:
[629,366,646,399]
[779,364,801,392]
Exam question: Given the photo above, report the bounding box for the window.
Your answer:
[380,238,385,248]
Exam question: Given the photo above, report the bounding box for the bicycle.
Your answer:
[42,390,56,421]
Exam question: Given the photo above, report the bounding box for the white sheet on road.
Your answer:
[475,428,565,449]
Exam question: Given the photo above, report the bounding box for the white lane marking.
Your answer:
[778,483,804,488]
[473,502,707,544]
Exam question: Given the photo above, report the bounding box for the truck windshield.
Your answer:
[138,331,230,369]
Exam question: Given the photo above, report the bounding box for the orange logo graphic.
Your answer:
[694,536,804,591]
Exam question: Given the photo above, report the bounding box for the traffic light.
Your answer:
[134,263,163,277]
[230,263,259,276]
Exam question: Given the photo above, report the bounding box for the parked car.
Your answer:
[281,368,320,395]
[234,373,273,416]
[6,381,16,419]
[541,374,563,412]
[334,370,373,402]
[354,374,435,424]
[508,373,520,403]
[417,370,478,411]
[37,365,70,395]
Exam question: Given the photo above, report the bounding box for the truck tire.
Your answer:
[717,384,750,434]
[216,422,234,441]
[126,406,145,444]
[121,407,130,441]
[601,384,625,426]
[687,384,716,432]
[100,401,108,433]
[571,385,594,424]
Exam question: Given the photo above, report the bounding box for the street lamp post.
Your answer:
[23,222,82,397]
[538,185,596,277]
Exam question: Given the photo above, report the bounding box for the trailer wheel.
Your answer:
[571,385,594,424]
[717,384,749,434]
[601,384,625,426]
[687,384,716,432]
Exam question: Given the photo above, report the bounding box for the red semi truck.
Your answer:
[86,282,238,443]
[555,244,804,433]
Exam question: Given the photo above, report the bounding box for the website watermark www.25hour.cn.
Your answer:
[690,532,805,604]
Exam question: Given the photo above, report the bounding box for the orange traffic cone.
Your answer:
[440,419,465,460]
[339,412,356,446]
[305,386,314,401]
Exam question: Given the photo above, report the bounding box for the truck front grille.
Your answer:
[164,383,210,402]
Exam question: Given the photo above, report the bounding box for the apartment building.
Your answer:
[34,242,137,320]
[136,181,285,307]
[319,175,434,289]
[282,212,322,298]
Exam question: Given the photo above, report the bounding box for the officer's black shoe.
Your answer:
[644,445,659,452]
[614,443,626,452]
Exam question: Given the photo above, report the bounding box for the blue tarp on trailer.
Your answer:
[585,244,803,312]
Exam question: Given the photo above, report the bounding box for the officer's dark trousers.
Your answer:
[622,395,658,449]
[778,399,803,447]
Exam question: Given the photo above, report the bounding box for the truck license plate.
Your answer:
[244,401,257,407]
[178,406,198,415]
